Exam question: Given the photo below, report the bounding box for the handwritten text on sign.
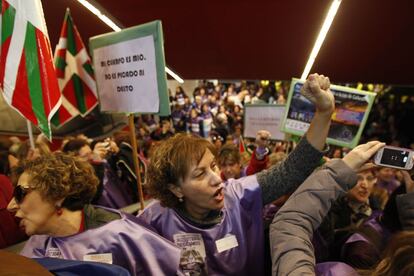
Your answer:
[93,35,159,113]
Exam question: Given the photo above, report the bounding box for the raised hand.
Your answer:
[342,141,385,171]
[92,142,109,161]
[301,73,335,115]
[400,170,414,193]
[255,130,271,148]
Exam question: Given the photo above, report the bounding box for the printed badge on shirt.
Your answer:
[173,233,208,275]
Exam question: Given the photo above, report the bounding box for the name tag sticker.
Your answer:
[83,253,113,264]
[215,234,238,253]
[46,247,62,258]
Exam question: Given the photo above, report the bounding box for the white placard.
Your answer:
[244,105,286,140]
[93,35,159,113]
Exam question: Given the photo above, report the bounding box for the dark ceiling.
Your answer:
[42,0,414,85]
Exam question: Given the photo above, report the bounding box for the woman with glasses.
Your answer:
[7,152,181,275]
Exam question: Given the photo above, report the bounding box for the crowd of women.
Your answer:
[1,73,414,275]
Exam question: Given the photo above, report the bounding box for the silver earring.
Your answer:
[178,197,184,202]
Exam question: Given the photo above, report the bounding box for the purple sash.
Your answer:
[21,208,181,276]
[316,262,358,276]
[96,163,134,209]
[344,210,389,247]
[341,211,388,263]
[376,179,400,195]
[139,175,264,275]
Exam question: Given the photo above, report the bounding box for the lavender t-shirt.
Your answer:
[21,208,181,276]
[139,175,264,275]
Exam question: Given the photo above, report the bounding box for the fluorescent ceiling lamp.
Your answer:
[76,0,184,83]
[77,0,121,31]
[165,67,184,84]
[300,0,342,80]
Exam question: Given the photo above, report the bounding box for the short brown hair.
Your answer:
[357,162,378,173]
[13,152,99,211]
[147,133,216,208]
[217,144,240,166]
[62,138,89,154]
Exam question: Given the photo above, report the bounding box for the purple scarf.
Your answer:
[96,163,134,209]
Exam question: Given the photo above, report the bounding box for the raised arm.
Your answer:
[394,168,414,230]
[270,141,384,275]
[245,130,271,176]
[257,73,335,205]
[302,74,335,151]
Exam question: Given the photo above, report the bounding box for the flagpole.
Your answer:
[26,120,35,149]
[128,114,145,210]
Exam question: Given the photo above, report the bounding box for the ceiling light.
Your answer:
[76,0,184,83]
[77,0,121,31]
[165,67,184,84]
[301,0,342,80]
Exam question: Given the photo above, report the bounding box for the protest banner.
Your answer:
[282,78,376,148]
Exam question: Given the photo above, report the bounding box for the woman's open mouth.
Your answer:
[358,190,368,197]
[213,187,224,202]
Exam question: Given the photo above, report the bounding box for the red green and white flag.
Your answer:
[0,0,61,139]
[52,8,97,127]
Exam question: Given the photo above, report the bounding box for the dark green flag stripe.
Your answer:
[83,62,94,76]
[24,23,49,134]
[66,15,77,56]
[1,4,16,44]
[55,56,66,71]
[72,73,87,113]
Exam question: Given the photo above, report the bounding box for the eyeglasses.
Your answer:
[13,185,31,204]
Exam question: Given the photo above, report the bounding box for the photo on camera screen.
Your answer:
[381,148,410,168]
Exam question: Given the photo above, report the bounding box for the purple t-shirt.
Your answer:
[139,174,264,275]
[21,208,181,276]
[376,179,400,195]
[96,163,134,209]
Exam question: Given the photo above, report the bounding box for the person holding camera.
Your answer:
[270,141,385,274]
[62,137,134,209]
[270,141,414,276]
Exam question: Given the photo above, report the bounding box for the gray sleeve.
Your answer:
[396,193,414,230]
[270,159,357,276]
[257,135,327,205]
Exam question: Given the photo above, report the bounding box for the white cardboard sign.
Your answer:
[244,104,286,140]
[93,35,159,113]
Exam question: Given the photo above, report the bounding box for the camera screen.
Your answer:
[381,148,410,167]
